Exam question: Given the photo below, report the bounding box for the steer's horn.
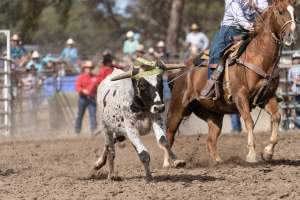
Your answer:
[162,63,186,70]
[110,71,132,81]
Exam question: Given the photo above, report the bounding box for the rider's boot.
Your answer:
[199,64,224,100]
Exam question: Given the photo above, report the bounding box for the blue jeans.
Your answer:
[209,26,245,65]
[231,114,242,132]
[75,95,97,133]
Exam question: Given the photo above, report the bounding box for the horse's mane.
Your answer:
[254,5,275,33]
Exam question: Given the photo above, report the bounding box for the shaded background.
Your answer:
[0,0,299,56]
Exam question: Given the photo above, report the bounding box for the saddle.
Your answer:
[196,38,252,101]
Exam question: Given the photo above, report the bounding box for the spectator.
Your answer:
[122,31,138,55]
[21,66,42,131]
[11,34,27,60]
[154,41,170,61]
[60,38,79,70]
[74,60,98,135]
[97,51,117,83]
[185,23,209,51]
[26,51,45,72]
[147,47,155,59]
[288,51,300,128]
[135,44,145,58]
[230,114,242,133]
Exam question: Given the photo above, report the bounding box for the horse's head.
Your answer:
[271,0,297,46]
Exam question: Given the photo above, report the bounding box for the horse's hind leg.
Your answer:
[262,97,281,162]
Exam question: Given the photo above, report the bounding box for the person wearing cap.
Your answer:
[154,41,170,61]
[135,44,145,58]
[11,34,27,60]
[185,23,209,51]
[97,51,117,84]
[122,31,139,55]
[288,51,300,128]
[21,65,42,130]
[60,38,79,68]
[75,60,98,135]
[26,51,45,72]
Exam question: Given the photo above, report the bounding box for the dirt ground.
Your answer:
[0,132,299,200]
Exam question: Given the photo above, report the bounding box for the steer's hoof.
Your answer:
[261,152,273,162]
[144,175,153,183]
[173,159,186,168]
[246,153,258,163]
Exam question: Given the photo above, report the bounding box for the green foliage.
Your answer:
[0,0,299,56]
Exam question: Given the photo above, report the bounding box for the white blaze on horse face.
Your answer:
[287,5,296,32]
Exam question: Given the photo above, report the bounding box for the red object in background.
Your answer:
[75,73,99,97]
[76,65,114,97]
[97,65,114,84]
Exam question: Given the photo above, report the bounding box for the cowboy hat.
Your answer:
[66,38,75,45]
[11,34,20,41]
[126,31,134,38]
[156,41,165,48]
[190,23,199,30]
[82,60,94,68]
[136,44,145,52]
[31,51,40,59]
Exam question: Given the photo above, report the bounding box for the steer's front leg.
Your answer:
[125,127,152,182]
[152,119,186,168]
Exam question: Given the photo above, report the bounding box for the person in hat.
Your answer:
[21,65,42,130]
[11,34,27,60]
[135,44,145,58]
[75,60,98,135]
[97,51,118,85]
[288,51,300,128]
[122,31,139,55]
[154,41,170,61]
[185,23,209,52]
[60,38,79,69]
[26,51,45,72]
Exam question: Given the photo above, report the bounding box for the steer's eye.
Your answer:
[138,80,146,90]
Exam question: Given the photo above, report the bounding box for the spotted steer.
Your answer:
[94,59,185,181]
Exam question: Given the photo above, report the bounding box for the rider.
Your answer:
[200,0,268,99]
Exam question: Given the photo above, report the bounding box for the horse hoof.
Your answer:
[261,152,273,162]
[246,154,258,163]
[173,159,186,168]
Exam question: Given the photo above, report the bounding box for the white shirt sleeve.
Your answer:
[199,33,209,50]
[229,1,253,30]
[255,0,268,12]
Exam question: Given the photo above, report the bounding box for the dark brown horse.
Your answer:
[167,0,297,163]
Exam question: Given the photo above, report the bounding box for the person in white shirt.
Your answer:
[185,23,209,51]
[200,0,268,99]
[288,52,300,128]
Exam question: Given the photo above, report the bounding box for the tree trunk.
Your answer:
[166,0,185,56]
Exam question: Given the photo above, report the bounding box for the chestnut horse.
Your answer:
[167,0,297,163]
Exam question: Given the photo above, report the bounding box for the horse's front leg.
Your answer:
[234,89,257,163]
[262,97,281,162]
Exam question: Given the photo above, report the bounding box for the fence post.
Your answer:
[0,30,12,136]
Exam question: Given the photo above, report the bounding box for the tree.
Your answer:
[166,0,184,55]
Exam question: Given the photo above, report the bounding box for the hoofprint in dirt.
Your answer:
[0,133,299,200]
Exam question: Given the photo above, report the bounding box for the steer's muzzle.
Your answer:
[151,104,165,114]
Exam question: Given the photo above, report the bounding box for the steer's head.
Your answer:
[111,58,185,114]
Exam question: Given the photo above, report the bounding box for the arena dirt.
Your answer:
[0,132,299,200]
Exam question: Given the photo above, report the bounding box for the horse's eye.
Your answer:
[279,11,283,15]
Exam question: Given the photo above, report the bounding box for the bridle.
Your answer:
[271,5,295,43]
